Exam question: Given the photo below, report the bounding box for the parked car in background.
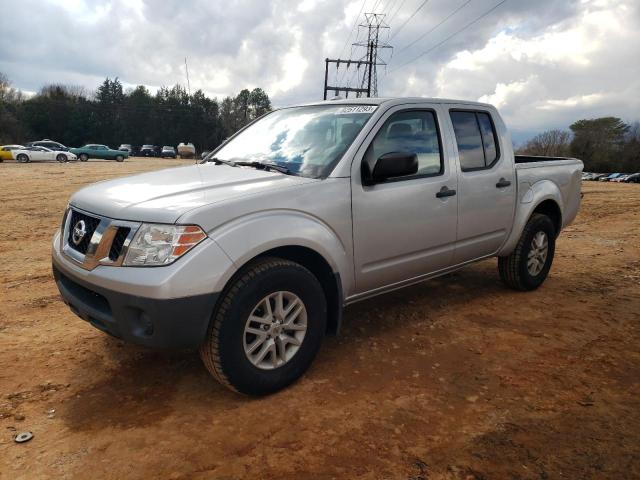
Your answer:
[624,173,640,183]
[139,145,157,157]
[177,142,196,159]
[161,146,177,158]
[69,144,128,162]
[12,146,77,163]
[590,173,607,181]
[599,173,621,182]
[0,145,25,162]
[611,174,630,182]
[118,144,133,153]
[52,97,583,395]
[26,139,69,151]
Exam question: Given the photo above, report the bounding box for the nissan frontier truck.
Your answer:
[52,98,583,395]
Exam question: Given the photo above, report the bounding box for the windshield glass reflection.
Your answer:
[212,105,377,178]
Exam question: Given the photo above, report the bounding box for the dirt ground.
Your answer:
[0,157,639,479]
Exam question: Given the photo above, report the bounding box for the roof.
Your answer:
[285,97,494,109]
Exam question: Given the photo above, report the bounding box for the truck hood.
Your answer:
[70,163,317,223]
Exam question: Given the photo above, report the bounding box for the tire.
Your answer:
[499,213,556,291]
[79,154,89,162]
[17,154,29,163]
[56,154,68,163]
[200,257,327,395]
[115,155,124,162]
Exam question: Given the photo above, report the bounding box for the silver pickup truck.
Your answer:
[52,98,583,395]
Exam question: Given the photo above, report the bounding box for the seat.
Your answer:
[341,123,360,145]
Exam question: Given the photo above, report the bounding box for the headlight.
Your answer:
[123,224,207,266]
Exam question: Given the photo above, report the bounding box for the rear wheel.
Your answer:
[200,257,327,395]
[79,154,89,162]
[56,154,68,163]
[17,154,29,163]
[115,155,124,162]
[499,213,556,291]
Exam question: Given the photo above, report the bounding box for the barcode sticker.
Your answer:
[336,105,377,114]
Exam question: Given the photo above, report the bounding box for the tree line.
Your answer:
[0,73,272,152]
[517,117,640,173]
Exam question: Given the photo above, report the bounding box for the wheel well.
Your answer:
[255,246,343,335]
[533,200,562,236]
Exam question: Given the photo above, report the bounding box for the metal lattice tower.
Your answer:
[323,12,392,99]
[353,13,392,97]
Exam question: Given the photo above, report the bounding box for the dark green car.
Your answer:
[69,144,128,162]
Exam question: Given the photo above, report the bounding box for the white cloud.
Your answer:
[1,0,638,139]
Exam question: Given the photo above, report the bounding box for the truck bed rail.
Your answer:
[515,155,577,164]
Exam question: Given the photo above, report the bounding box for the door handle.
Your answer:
[436,186,456,198]
[496,178,511,188]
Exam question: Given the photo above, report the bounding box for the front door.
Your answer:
[351,105,458,294]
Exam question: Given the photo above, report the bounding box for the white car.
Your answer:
[12,146,77,163]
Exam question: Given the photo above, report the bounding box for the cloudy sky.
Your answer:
[1,0,638,142]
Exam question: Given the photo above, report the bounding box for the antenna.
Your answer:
[184,57,191,96]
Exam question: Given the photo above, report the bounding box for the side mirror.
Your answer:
[365,152,418,185]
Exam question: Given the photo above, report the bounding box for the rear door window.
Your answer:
[450,110,500,171]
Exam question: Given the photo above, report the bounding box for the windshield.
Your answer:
[210,104,377,178]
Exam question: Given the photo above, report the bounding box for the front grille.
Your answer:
[108,227,131,261]
[67,210,101,254]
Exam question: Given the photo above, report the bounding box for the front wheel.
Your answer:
[115,155,124,162]
[56,154,68,163]
[17,154,29,163]
[200,257,327,395]
[498,213,556,291]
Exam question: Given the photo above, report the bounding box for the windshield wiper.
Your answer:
[207,157,293,175]
[207,157,236,167]
[234,161,293,175]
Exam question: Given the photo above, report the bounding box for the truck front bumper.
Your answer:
[53,263,219,349]
[51,229,233,349]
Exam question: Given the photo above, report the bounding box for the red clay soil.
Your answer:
[0,158,639,479]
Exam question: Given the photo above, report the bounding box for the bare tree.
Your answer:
[517,129,572,157]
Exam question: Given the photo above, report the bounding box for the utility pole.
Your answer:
[322,12,392,99]
[184,57,191,97]
[323,58,373,99]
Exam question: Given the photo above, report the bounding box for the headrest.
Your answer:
[387,123,412,139]
[341,123,359,142]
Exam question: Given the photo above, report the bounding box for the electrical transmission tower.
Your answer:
[354,13,392,97]
[323,12,392,99]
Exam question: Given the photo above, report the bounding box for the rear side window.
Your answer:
[450,110,500,171]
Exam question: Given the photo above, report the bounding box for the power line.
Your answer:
[337,0,369,61]
[395,0,472,55]
[386,0,408,24]
[389,0,431,40]
[381,0,397,15]
[389,0,508,72]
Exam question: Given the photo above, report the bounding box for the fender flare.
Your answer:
[207,209,353,296]
[498,180,564,256]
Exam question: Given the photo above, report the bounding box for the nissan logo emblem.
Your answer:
[72,220,87,246]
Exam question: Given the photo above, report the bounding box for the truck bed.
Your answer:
[515,155,578,164]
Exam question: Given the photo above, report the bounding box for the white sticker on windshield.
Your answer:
[336,105,377,115]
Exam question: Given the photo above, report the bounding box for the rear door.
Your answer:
[446,106,516,263]
[351,104,459,294]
